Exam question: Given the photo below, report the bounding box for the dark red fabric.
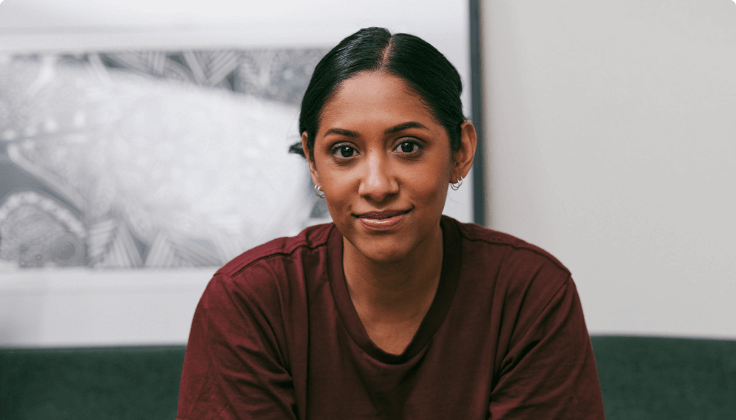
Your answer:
[177,216,605,419]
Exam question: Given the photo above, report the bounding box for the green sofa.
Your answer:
[1,336,735,419]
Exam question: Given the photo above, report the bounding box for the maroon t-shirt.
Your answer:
[177,216,605,419]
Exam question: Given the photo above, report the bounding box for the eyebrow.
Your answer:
[324,128,359,137]
[384,121,429,134]
[323,121,429,138]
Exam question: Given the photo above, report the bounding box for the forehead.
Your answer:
[318,72,439,132]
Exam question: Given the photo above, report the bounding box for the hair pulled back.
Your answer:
[290,27,465,160]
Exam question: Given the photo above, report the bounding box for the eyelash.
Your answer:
[329,138,424,161]
[394,139,422,155]
[330,143,358,160]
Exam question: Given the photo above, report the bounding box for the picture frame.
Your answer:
[0,0,482,346]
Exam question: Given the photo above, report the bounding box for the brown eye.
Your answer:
[340,146,354,157]
[400,142,415,153]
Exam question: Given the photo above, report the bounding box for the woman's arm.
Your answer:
[488,277,605,419]
[177,272,298,420]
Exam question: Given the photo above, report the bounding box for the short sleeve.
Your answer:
[489,276,605,419]
[176,271,298,420]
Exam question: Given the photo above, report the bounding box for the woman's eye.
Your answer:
[332,145,356,158]
[396,141,418,154]
[339,146,354,157]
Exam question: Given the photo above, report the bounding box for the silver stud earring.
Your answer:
[314,185,325,199]
[450,176,464,191]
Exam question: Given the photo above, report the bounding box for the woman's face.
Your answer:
[304,72,464,264]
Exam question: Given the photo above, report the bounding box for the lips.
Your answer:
[354,209,411,231]
[355,209,410,219]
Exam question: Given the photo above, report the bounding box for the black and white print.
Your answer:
[0,48,328,269]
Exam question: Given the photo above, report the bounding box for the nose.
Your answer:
[358,153,399,202]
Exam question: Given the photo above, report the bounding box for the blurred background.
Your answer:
[0,0,734,349]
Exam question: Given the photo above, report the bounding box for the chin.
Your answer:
[365,249,408,265]
[353,236,415,264]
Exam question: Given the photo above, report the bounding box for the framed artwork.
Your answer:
[0,0,481,346]
[1,48,325,269]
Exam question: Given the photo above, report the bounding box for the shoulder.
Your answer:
[445,216,570,276]
[216,222,334,277]
[443,216,572,306]
[201,222,334,309]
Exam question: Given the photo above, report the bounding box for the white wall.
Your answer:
[0,0,474,347]
[0,268,212,347]
[481,0,736,339]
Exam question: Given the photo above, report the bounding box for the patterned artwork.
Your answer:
[0,48,328,269]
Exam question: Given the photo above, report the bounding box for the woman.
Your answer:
[177,27,605,419]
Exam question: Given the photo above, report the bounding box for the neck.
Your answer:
[342,224,443,324]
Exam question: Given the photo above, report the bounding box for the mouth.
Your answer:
[354,209,411,231]
[355,209,411,219]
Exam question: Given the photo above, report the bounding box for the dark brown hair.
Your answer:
[290,27,465,160]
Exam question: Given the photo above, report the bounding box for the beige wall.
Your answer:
[481,0,736,338]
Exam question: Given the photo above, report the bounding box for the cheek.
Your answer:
[407,159,452,197]
[408,172,443,194]
[399,174,448,218]
[320,171,356,213]
[426,181,450,210]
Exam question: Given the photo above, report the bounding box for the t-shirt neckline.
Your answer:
[326,216,462,364]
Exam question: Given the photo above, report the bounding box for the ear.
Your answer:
[451,121,477,183]
[302,132,321,187]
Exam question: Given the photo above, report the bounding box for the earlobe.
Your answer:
[452,121,477,182]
